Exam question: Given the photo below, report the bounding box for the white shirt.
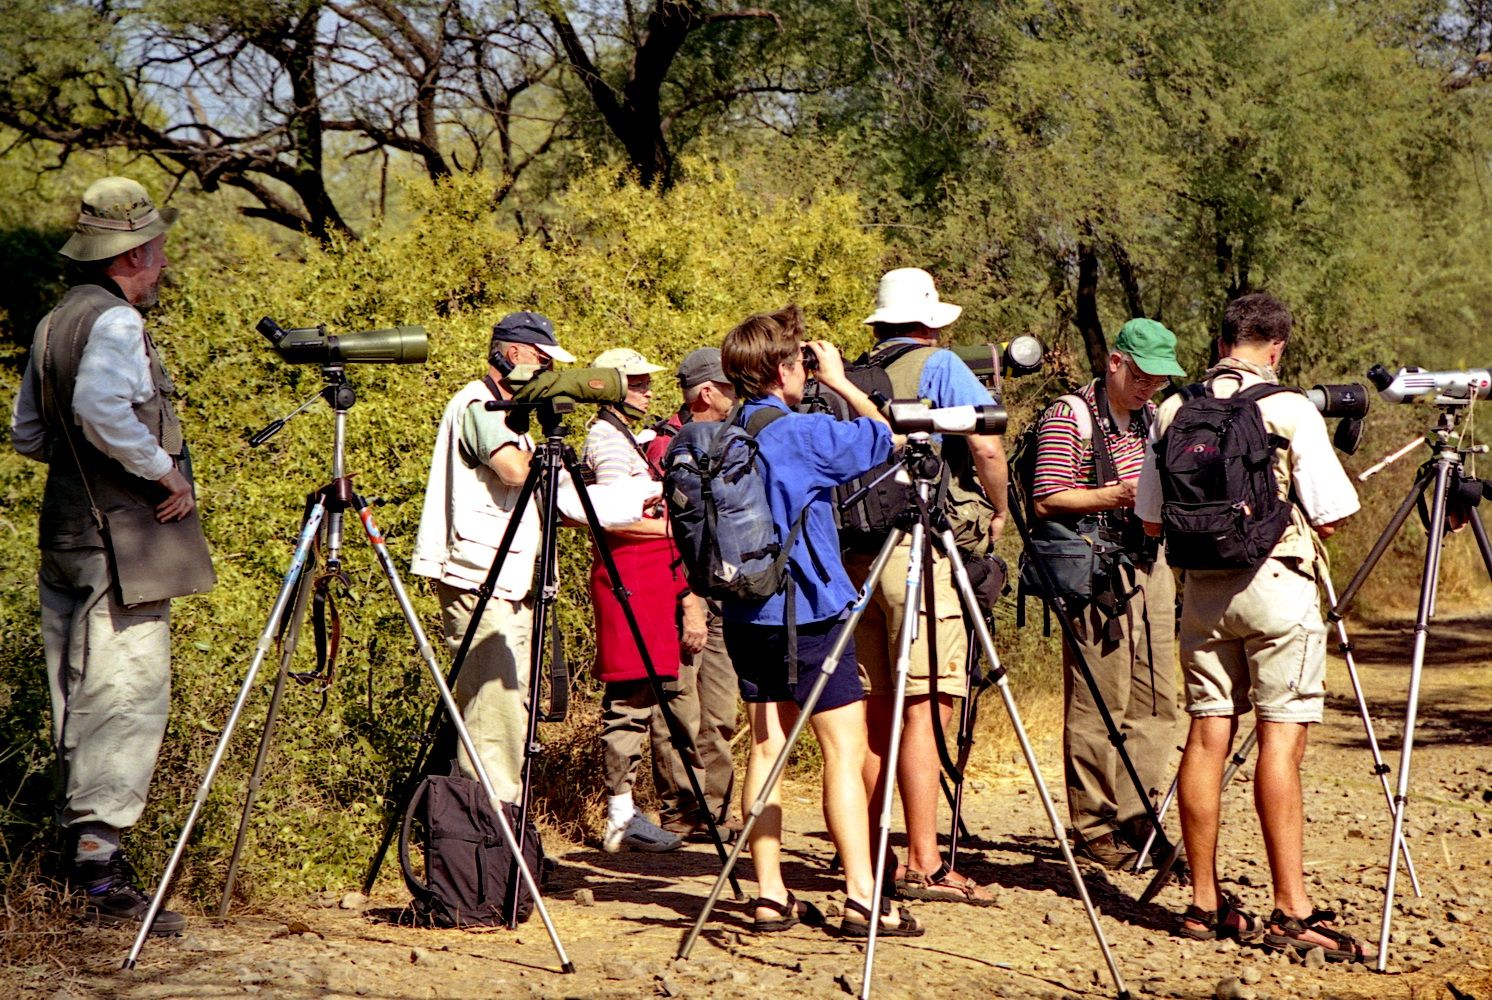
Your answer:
[10,304,174,481]
[1136,360,1360,562]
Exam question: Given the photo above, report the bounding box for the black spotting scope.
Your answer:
[258,317,428,365]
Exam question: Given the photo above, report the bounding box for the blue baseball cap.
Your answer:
[489,311,575,364]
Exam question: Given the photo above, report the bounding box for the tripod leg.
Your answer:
[861,514,932,1000]
[946,626,979,870]
[1470,506,1492,580]
[1138,727,1258,906]
[352,497,574,973]
[1377,455,1456,972]
[1317,570,1422,897]
[362,457,542,895]
[1329,465,1431,621]
[565,460,742,900]
[1133,767,1179,872]
[219,558,317,915]
[939,525,1130,1000]
[677,529,903,961]
[124,504,326,969]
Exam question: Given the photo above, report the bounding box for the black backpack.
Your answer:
[800,343,955,547]
[1155,381,1297,570]
[399,764,544,927]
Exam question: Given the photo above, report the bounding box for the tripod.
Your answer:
[1324,401,1492,971]
[362,397,743,912]
[679,437,1131,1000]
[124,367,572,972]
[1135,551,1422,902]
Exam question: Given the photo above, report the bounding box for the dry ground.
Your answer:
[3,612,1490,1000]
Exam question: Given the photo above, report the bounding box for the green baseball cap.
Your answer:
[1114,318,1187,378]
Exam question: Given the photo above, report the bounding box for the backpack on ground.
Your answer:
[398,763,543,927]
[1155,381,1297,570]
[661,403,799,601]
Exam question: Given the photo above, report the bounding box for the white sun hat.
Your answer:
[862,267,963,329]
[592,348,666,375]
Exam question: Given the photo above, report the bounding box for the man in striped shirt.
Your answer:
[1029,318,1187,869]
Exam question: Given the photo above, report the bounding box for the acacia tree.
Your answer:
[542,0,854,188]
[0,0,568,238]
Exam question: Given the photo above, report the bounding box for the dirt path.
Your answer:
[7,613,1491,1000]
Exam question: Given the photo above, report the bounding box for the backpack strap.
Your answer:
[597,405,662,479]
[1234,382,1300,450]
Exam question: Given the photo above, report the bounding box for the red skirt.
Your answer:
[590,534,684,683]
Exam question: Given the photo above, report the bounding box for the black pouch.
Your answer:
[1020,518,1102,605]
[399,764,543,927]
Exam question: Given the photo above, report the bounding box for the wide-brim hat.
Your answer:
[490,310,576,364]
[60,176,178,262]
[593,348,665,376]
[863,267,962,329]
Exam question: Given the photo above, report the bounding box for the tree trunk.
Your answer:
[1074,242,1108,380]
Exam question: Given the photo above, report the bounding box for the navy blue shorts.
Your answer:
[724,615,864,714]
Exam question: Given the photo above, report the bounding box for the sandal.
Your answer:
[749,892,824,933]
[1263,908,1375,963]
[897,863,998,907]
[839,896,924,938]
[1176,891,1263,942]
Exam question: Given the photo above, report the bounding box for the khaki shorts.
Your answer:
[845,540,968,698]
[1180,556,1326,724]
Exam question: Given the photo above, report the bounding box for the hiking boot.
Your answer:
[602,815,683,854]
[72,850,186,935]
[1074,832,1139,870]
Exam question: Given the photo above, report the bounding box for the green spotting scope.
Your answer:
[486,367,639,432]
[258,317,428,365]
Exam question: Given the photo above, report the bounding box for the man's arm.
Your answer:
[486,443,530,488]
[73,308,193,521]
[968,434,1010,537]
[10,357,46,462]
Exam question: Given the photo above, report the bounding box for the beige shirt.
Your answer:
[1135,358,1360,563]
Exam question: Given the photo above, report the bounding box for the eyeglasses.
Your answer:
[1123,356,1170,391]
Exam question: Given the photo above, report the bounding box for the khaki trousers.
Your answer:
[1062,550,1178,843]
[437,582,532,804]
[40,546,171,831]
[652,608,738,826]
[602,679,698,797]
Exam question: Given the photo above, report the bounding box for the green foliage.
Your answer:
[0,155,882,899]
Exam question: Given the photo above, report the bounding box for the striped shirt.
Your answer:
[1031,380,1152,499]
[583,411,656,486]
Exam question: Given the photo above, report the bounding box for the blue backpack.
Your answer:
[662,403,802,601]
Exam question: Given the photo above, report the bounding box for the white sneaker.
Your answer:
[602,814,684,854]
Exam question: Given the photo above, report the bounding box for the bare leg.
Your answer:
[895,694,949,873]
[743,701,793,918]
[1178,715,1237,922]
[862,694,895,871]
[811,700,875,909]
[1255,721,1310,915]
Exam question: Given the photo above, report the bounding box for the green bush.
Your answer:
[0,156,883,900]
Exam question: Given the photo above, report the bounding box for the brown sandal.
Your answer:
[1176,891,1263,941]
[1263,908,1375,963]
[839,897,924,938]
[897,863,998,907]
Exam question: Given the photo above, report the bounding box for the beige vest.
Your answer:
[410,379,540,597]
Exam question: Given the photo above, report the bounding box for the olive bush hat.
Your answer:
[60,176,178,262]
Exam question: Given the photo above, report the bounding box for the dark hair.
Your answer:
[1221,293,1293,347]
[870,320,933,340]
[722,304,804,400]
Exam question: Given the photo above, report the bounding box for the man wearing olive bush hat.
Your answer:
[11,177,207,934]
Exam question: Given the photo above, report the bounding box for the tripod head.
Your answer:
[249,364,361,448]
